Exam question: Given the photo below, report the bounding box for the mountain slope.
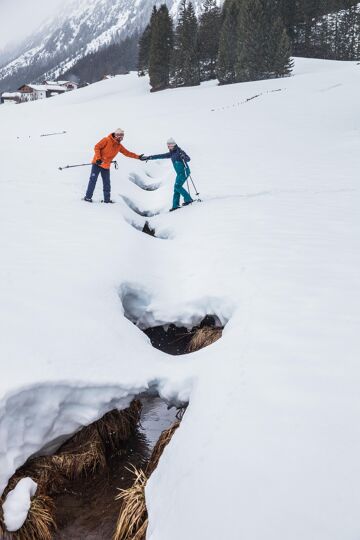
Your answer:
[0,0,219,92]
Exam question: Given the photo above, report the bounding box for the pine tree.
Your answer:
[337,3,360,59]
[302,0,324,55]
[236,0,268,82]
[171,1,200,87]
[137,7,157,76]
[148,5,174,92]
[198,0,222,81]
[270,20,294,76]
[278,0,299,39]
[236,0,293,82]
[216,0,241,85]
[138,24,152,76]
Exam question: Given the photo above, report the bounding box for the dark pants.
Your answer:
[85,164,111,201]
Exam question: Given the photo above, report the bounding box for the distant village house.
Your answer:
[42,80,78,90]
[0,92,22,105]
[1,80,78,105]
[18,84,67,100]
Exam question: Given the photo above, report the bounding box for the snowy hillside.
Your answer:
[0,58,359,538]
[0,0,221,92]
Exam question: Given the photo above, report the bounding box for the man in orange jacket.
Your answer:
[84,128,143,203]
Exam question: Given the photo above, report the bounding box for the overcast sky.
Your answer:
[0,0,71,51]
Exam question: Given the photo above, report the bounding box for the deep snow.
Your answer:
[0,58,359,539]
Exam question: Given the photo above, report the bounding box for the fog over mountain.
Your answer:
[0,0,72,52]
[0,0,221,92]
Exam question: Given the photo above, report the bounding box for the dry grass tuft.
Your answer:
[146,420,180,477]
[97,400,142,451]
[0,512,6,539]
[0,494,56,540]
[113,467,148,540]
[113,418,182,540]
[187,326,222,353]
[17,495,56,540]
[0,399,143,538]
[2,457,54,500]
[52,433,106,480]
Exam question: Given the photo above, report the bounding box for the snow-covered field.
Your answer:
[0,58,359,538]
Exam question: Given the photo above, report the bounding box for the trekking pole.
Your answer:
[58,160,118,171]
[41,131,67,137]
[188,173,200,197]
[182,159,200,198]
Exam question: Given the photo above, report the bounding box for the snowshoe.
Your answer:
[101,200,115,204]
[169,206,180,212]
[83,197,93,203]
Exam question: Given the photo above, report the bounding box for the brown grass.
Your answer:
[113,417,183,540]
[0,400,143,538]
[113,467,148,540]
[17,495,56,540]
[96,400,142,451]
[0,512,6,539]
[52,432,106,480]
[146,420,180,477]
[187,326,222,353]
[0,495,56,540]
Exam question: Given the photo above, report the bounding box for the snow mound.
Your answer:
[3,478,37,532]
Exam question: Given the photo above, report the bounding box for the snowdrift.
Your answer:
[0,58,359,538]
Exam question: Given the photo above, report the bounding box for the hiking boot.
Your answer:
[83,197,93,203]
[169,206,180,212]
[182,200,194,207]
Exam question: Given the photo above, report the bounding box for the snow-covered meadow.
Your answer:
[0,58,359,538]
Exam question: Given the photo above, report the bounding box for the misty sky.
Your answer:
[0,0,72,50]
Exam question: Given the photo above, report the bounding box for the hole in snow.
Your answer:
[142,222,172,240]
[129,172,161,191]
[0,393,186,540]
[123,216,170,240]
[144,316,223,355]
[121,195,161,217]
[142,221,156,237]
[119,284,225,355]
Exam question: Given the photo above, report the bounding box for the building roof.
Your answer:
[44,80,78,86]
[28,84,66,92]
[57,80,78,85]
[2,92,21,98]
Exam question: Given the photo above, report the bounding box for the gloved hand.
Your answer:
[139,155,149,161]
[96,159,103,165]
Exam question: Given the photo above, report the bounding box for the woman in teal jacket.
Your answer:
[142,138,193,211]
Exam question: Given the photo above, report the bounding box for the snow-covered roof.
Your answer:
[44,80,78,86]
[28,84,66,92]
[57,80,78,85]
[2,92,21,98]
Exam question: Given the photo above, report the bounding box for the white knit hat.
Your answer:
[167,137,176,145]
[115,128,124,135]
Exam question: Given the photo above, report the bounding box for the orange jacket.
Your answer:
[92,133,140,169]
